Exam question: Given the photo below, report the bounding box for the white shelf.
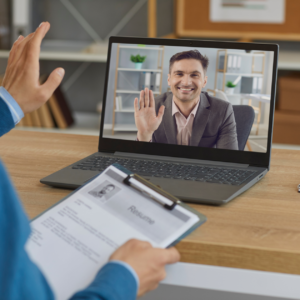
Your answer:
[116,90,160,94]
[119,45,163,50]
[118,68,162,72]
[0,50,106,62]
[0,40,108,62]
[114,124,137,131]
[115,109,135,112]
[222,72,263,77]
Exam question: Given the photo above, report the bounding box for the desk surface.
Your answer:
[1,130,300,276]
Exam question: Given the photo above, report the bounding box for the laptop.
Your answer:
[41,36,278,205]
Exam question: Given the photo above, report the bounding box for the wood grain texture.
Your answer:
[1,130,300,275]
[176,0,300,41]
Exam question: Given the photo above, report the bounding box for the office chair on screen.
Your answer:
[232,105,255,151]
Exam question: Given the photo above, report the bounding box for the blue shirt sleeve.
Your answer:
[0,86,24,124]
[0,95,16,136]
[109,260,139,290]
[70,262,138,300]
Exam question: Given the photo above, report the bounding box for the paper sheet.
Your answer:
[26,165,200,300]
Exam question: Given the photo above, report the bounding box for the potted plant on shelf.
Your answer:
[130,54,146,69]
[226,81,236,95]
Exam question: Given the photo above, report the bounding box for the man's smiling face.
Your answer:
[168,59,207,103]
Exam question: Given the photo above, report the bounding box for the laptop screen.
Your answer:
[101,39,276,158]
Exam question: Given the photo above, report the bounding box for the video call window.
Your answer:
[103,43,274,153]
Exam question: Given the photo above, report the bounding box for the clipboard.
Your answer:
[32,163,207,247]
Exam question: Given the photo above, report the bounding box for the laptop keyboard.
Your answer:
[72,156,256,186]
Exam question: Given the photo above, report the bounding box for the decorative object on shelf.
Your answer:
[226,81,236,95]
[130,54,146,69]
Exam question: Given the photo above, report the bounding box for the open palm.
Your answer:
[134,88,165,141]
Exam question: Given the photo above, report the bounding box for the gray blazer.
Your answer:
[152,92,238,150]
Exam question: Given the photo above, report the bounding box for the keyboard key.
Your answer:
[196,178,206,182]
[206,179,222,184]
[163,175,173,178]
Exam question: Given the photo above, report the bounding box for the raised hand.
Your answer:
[109,239,180,297]
[2,22,65,114]
[134,88,165,141]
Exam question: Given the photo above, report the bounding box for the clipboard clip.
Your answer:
[123,174,179,210]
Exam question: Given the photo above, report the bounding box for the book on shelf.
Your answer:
[37,103,55,128]
[220,55,241,73]
[30,109,42,127]
[144,72,151,89]
[54,85,74,127]
[138,72,160,92]
[23,113,33,126]
[150,72,154,90]
[48,93,68,129]
[155,73,161,92]
[115,96,122,111]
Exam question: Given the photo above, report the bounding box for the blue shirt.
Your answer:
[0,87,24,124]
[0,92,139,300]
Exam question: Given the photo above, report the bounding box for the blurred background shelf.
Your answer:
[2,49,300,70]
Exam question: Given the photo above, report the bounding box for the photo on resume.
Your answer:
[88,180,121,204]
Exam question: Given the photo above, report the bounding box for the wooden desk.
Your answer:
[1,130,300,276]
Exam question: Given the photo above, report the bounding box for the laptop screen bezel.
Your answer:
[98,36,278,168]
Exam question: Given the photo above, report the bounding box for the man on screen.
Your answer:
[134,50,239,150]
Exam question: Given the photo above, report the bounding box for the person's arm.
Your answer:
[216,102,239,150]
[70,262,138,300]
[0,86,25,137]
[0,159,138,300]
[0,161,55,300]
[1,22,180,300]
[0,93,16,137]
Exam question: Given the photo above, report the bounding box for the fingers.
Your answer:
[149,89,155,107]
[139,88,154,110]
[139,90,145,109]
[7,35,24,66]
[8,33,34,69]
[160,247,180,265]
[134,97,139,112]
[41,68,65,100]
[144,88,150,107]
[28,22,50,59]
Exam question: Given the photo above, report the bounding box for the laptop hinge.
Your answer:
[114,152,249,168]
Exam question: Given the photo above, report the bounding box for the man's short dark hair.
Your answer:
[169,50,209,74]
